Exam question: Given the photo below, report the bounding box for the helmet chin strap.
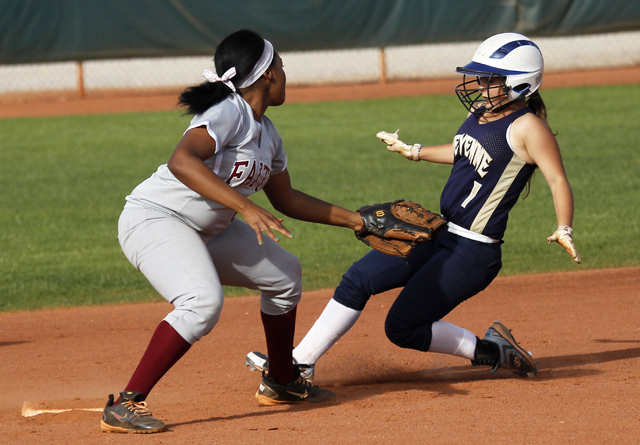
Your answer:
[471,97,511,116]
[479,91,526,115]
[490,99,518,113]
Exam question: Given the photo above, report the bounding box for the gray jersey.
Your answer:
[124,94,287,235]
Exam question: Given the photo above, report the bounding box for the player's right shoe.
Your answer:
[100,391,165,434]
[473,321,538,377]
[245,351,315,384]
[255,371,336,406]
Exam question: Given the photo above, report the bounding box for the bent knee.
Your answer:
[166,291,224,344]
[384,313,433,352]
[195,293,224,336]
[332,267,372,311]
[384,318,412,348]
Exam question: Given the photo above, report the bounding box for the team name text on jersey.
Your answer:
[453,133,493,178]
[226,159,272,191]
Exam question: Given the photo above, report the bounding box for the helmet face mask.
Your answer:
[455,33,544,115]
[455,72,511,116]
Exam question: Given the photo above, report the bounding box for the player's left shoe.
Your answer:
[255,371,336,406]
[100,391,165,434]
[245,351,315,384]
[474,321,538,377]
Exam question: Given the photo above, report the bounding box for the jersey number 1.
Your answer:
[461,181,482,208]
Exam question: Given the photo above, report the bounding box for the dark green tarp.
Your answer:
[1,0,639,64]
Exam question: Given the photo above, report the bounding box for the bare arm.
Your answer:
[167,126,293,244]
[416,143,455,164]
[511,114,580,263]
[263,169,364,231]
[511,115,574,227]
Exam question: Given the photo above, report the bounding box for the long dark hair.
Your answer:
[526,91,548,124]
[178,29,267,116]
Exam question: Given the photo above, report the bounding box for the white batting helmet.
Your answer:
[455,33,544,114]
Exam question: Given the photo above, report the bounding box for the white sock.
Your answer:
[293,298,361,365]
[428,320,477,360]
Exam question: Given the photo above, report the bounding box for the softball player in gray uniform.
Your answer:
[247,32,580,385]
[101,29,364,434]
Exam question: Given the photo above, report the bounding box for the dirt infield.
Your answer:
[1,267,639,444]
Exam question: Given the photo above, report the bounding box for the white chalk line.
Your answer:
[21,402,102,417]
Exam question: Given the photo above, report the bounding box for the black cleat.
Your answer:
[100,391,165,434]
[255,372,336,406]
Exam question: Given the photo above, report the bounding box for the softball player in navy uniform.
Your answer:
[101,29,364,434]
[247,32,580,383]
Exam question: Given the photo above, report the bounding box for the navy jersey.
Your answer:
[440,107,537,240]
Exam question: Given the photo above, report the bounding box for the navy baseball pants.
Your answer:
[333,231,502,352]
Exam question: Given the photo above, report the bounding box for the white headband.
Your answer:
[202,39,274,92]
[238,39,274,88]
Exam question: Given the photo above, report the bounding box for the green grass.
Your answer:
[1,84,638,311]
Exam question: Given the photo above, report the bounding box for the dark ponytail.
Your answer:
[526,91,548,124]
[178,29,266,116]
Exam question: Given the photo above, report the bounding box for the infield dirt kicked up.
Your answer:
[1,267,638,444]
[1,70,639,444]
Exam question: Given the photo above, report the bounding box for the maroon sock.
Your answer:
[118,320,191,402]
[260,307,297,385]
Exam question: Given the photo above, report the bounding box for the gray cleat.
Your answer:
[101,391,165,434]
[474,321,538,377]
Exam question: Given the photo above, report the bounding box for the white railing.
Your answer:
[1,31,639,98]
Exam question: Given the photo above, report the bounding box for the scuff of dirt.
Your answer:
[1,267,638,444]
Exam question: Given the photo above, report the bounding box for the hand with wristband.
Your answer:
[376,130,422,161]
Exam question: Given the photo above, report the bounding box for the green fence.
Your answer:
[2,0,640,64]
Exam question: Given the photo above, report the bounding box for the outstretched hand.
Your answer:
[376,130,422,162]
[547,226,581,264]
[240,204,294,245]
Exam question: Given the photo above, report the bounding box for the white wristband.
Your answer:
[410,144,422,162]
[558,225,573,237]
